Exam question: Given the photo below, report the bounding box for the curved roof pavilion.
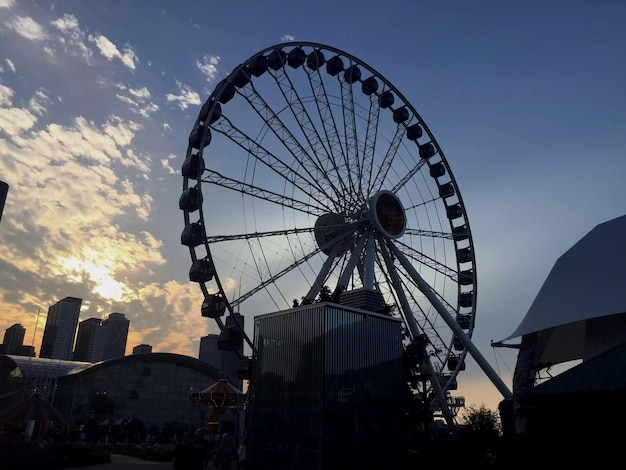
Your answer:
[504,214,626,366]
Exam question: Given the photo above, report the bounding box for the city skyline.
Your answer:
[2,296,132,362]
[1,1,625,413]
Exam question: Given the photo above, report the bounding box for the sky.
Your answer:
[0,0,625,414]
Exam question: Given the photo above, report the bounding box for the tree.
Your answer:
[460,404,501,438]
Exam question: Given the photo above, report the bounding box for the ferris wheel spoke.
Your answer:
[267,67,347,201]
[206,226,316,244]
[236,82,337,202]
[390,158,428,194]
[368,125,404,194]
[231,221,360,308]
[361,94,382,200]
[394,239,459,281]
[211,117,329,206]
[403,228,453,240]
[339,69,362,204]
[304,67,352,202]
[202,169,325,216]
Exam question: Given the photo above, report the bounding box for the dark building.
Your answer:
[132,344,152,355]
[199,313,244,388]
[247,302,404,470]
[73,318,105,362]
[3,323,26,355]
[40,297,82,360]
[0,180,7,223]
[0,353,223,429]
[102,312,130,360]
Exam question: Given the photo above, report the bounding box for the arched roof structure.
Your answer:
[504,214,626,365]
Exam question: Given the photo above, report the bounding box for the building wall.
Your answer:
[199,313,244,388]
[52,353,223,428]
[102,313,130,360]
[3,323,26,355]
[40,297,82,360]
[74,318,105,362]
[248,303,404,470]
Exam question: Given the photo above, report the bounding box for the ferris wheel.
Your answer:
[180,42,510,423]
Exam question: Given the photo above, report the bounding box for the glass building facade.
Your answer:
[0,353,230,430]
[247,303,405,470]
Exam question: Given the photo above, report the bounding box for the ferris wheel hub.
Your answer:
[369,190,406,239]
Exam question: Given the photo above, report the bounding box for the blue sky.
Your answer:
[0,0,625,413]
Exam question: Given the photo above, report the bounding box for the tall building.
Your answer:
[73,318,106,362]
[102,313,130,360]
[3,323,26,355]
[132,344,152,355]
[199,313,244,388]
[40,297,82,360]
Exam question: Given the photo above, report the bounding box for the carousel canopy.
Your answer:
[188,378,246,409]
[0,393,68,425]
[504,214,626,365]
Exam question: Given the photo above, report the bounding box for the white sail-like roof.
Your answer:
[505,214,626,364]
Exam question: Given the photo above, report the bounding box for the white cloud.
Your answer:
[281,34,295,41]
[88,34,138,71]
[50,14,92,60]
[0,85,38,135]
[162,123,171,132]
[115,85,159,118]
[161,157,176,174]
[0,0,15,8]
[6,16,48,41]
[5,59,16,73]
[165,80,201,110]
[196,55,220,82]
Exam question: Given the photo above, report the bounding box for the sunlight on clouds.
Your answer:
[165,80,201,110]
[128,280,218,356]
[56,255,132,301]
[6,16,47,41]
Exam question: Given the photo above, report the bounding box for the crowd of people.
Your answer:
[173,429,246,470]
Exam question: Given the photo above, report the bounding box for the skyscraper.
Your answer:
[3,323,26,355]
[102,312,130,360]
[199,313,244,388]
[40,297,82,360]
[73,318,106,362]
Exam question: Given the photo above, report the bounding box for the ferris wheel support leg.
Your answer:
[379,239,455,426]
[363,231,376,290]
[335,233,368,294]
[386,241,513,400]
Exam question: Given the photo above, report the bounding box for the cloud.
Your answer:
[196,55,220,82]
[88,34,138,71]
[0,85,38,135]
[0,84,163,326]
[6,16,48,41]
[165,80,201,110]
[161,156,177,175]
[5,59,16,73]
[50,14,92,61]
[281,34,295,41]
[115,84,159,118]
[0,0,15,8]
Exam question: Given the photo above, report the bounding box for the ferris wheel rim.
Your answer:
[180,41,478,400]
